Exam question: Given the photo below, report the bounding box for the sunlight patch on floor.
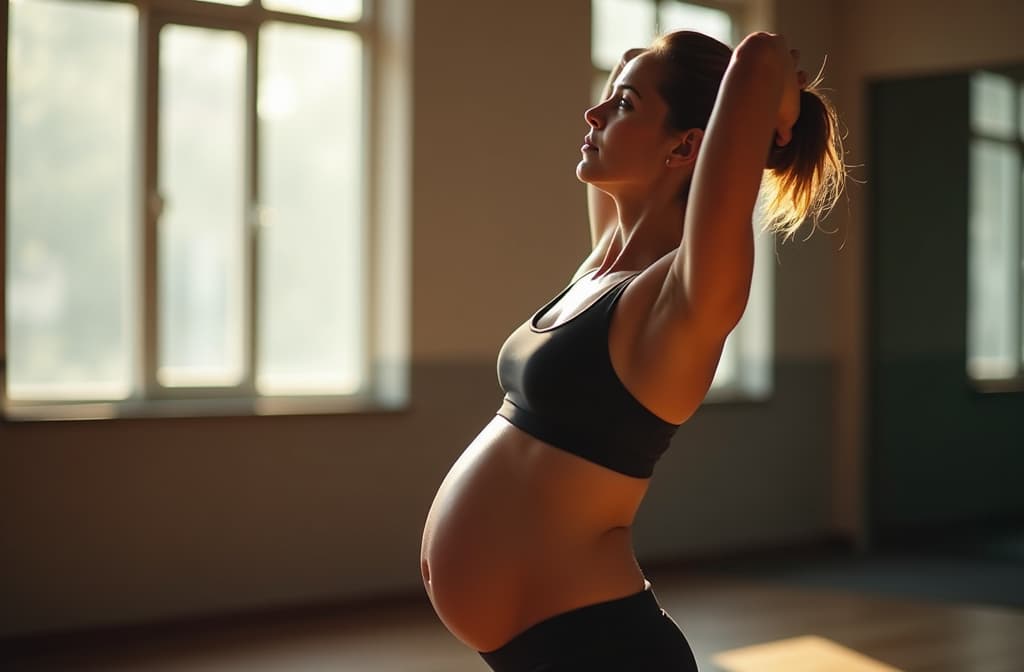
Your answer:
[713,635,903,672]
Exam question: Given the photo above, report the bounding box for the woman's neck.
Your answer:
[599,187,688,274]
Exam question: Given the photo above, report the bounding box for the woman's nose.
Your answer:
[584,103,604,128]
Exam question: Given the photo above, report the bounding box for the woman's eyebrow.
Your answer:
[614,83,643,99]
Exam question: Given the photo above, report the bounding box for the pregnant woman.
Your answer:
[421,29,845,671]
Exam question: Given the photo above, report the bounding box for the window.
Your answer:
[967,70,1024,386]
[590,0,772,398]
[4,0,405,418]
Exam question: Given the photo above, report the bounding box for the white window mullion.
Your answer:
[140,7,161,402]
[244,24,260,400]
[360,17,377,398]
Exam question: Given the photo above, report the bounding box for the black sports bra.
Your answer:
[496,271,681,478]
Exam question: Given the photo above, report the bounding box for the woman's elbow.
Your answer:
[732,32,788,74]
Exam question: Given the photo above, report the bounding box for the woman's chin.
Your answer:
[576,160,598,184]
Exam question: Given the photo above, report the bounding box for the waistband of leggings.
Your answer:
[479,581,662,665]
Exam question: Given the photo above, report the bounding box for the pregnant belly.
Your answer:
[420,416,650,652]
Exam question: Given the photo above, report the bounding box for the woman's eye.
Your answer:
[616,97,632,110]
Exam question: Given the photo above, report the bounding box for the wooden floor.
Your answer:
[4,570,1024,671]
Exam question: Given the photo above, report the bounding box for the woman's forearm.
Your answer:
[676,33,790,328]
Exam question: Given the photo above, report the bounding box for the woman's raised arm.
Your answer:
[669,33,799,335]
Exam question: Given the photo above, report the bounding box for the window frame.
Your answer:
[2,0,406,421]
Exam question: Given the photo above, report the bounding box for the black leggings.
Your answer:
[479,583,699,671]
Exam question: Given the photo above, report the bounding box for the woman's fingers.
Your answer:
[623,47,645,62]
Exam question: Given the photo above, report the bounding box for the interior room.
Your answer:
[2,0,1023,670]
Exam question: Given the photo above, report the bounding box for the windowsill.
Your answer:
[1,394,409,423]
[703,385,773,405]
[968,376,1024,395]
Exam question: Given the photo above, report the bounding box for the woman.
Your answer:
[420,30,845,671]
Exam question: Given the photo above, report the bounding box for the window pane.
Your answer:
[592,0,656,71]
[264,0,361,22]
[711,218,773,395]
[197,0,250,6]
[157,26,247,387]
[7,0,136,401]
[971,71,1015,139]
[712,330,739,387]
[735,226,774,395]
[658,1,733,46]
[967,139,1020,379]
[258,23,364,395]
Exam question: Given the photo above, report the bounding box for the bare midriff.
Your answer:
[420,414,652,653]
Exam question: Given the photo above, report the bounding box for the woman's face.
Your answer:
[577,53,680,192]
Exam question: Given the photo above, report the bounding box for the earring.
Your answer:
[665,158,671,166]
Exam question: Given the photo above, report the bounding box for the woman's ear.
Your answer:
[666,128,703,167]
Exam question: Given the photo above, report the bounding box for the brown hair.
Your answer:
[647,31,846,239]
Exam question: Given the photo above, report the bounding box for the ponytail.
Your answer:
[762,78,846,240]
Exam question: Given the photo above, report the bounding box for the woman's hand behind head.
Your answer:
[622,47,646,63]
[775,49,807,147]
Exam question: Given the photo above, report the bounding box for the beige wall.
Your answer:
[409,5,595,361]
[3,0,1022,638]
